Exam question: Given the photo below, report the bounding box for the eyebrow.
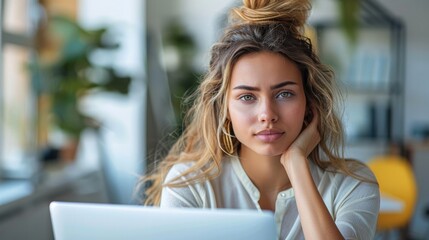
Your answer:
[232,81,297,91]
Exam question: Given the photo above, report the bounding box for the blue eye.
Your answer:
[276,91,293,99]
[239,94,255,101]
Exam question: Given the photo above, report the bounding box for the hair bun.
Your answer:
[231,0,311,30]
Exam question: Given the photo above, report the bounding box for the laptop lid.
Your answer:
[50,201,277,240]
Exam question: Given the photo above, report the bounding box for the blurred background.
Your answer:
[0,0,428,239]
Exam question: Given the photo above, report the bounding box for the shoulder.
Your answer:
[346,159,378,181]
[164,161,199,184]
[164,159,225,185]
[342,159,379,187]
[310,159,379,194]
[168,161,195,174]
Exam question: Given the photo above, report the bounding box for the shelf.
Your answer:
[314,0,405,146]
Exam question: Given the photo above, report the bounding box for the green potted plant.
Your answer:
[30,15,131,161]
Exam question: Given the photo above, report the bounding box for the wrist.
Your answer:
[282,152,308,174]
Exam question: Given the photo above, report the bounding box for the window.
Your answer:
[1,0,38,178]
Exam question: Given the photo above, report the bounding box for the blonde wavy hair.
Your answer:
[139,0,372,206]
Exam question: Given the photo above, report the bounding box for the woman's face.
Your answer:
[227,51,307,157]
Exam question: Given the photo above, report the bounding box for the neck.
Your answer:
[238,149,291,194]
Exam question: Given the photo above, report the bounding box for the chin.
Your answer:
[254,146,287,158]
[239,140,293,158]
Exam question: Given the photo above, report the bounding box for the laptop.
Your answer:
[50,201,277,240]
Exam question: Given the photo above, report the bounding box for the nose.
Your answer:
[258,100,278,123]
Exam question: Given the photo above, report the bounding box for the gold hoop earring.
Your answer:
[222,120,234,155]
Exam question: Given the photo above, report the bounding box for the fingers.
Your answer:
[295,109,321,157]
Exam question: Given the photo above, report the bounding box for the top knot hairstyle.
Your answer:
[139,0,371,206]
[231,0,311,36]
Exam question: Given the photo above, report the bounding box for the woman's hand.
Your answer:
[281,110,321,167]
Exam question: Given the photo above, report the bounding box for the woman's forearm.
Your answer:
[284,156,344,240]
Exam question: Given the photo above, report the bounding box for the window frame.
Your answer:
[0,0,39,178]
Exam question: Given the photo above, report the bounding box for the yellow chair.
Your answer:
[367,155,418,232]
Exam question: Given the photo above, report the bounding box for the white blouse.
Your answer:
[160,156,380,240]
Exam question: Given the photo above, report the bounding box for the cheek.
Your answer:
[290,106,306,122]
[280,100,306,119]
[228,103,256,132]
[279,102,307,135]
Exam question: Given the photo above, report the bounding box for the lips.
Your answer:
[255,129,284,143]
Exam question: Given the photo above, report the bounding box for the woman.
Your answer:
[141,0,380,239]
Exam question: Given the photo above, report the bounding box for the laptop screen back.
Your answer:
[50,201,277,240]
